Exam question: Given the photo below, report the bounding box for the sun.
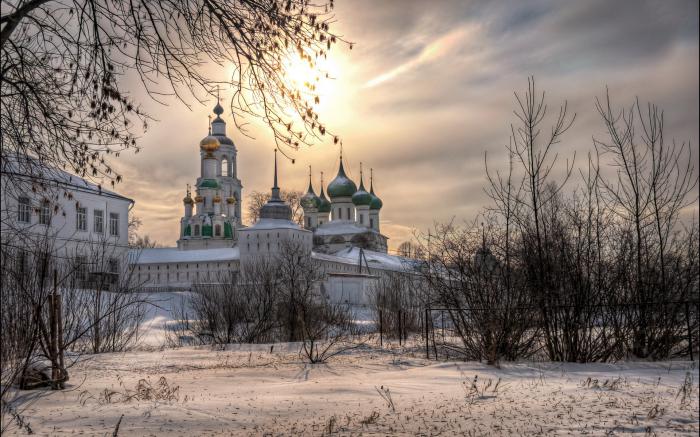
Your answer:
[283,52,341,113]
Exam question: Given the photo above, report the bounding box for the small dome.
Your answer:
[352,175,372,206]
[327,159,357,198]
[213,194,222,203]
[318,187,332,213]
[301,176,320,210]
[194,195,203,203]
[183,195,194,205]
[213,102,224,116]
[200,135,220,153]
[369,192,383,210]
[226,196,236,204]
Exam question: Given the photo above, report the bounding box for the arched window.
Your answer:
[194,224,200,236]
[221,157,229,176]
[214,224,221,236]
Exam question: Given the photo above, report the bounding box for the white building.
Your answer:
[129,102,416,304]
[1,157,133,283]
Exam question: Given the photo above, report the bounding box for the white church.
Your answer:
[130,100,415,305]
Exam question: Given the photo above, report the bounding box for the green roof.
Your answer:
[327,159,357,198]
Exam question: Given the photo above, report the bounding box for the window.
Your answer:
[18,197,31,223]
[76,206,87,231]
[359,214,364,224]
[74,255,88,282]
[221,158,229,176]
[108,258,119,273]
[194,224,200,236]
[347,208,351,220]
[370,218,374,228]
[109,212,119,236]
[94,209,104,233]
[307,217,311,227]
[39,201,51,225]
[338,208,342,219]
[215,224,221,236]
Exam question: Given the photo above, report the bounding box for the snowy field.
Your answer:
[6,343,699,436]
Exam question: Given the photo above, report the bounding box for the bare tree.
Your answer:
[1,0,348,195]
[594,90,699,358]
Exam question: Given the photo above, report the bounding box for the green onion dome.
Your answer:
[301,177,320,209]
[318,186,332,213]
[352,176,372,206]
[198,178,219,189]
[327,158,357,199]
[369,182,383,210]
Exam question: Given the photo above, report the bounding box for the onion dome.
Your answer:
[200,135,220,153]
[352,166,372,206]
[199,179,219,189]
[183,195,194,205]
[327,156,357,198]
[318,184,332,213]
[213,194,222,203]
[226,196,236,204]
[369,169,383,210]
[301,167,321,209]
[194,195,204,203]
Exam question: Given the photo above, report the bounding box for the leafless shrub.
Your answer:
[375,385,395,412]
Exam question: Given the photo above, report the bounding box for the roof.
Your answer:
[129,247,240,264]
[2,155,134,203]
[313,247,419,273]
[239,218,309,232]
[314,220,379,237]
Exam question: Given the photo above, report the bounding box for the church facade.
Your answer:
[130,101,414,305]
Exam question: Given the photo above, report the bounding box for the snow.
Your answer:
[329,246,418,272]
[8,345,698,435]
[130,247,240,264]
[240,218,305,231]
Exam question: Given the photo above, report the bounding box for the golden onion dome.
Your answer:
[183,195,194,205]
[213,194,222,203]
[199,135,221,153]
[194,195,204,203]
[226,196,236,204]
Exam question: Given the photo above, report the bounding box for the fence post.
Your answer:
[686,302,694,361]
[425,308,430,359]
[379,309,383,349]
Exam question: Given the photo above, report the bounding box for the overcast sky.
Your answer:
[116,0,699,249]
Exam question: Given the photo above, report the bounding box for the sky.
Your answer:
[115,0,699,249]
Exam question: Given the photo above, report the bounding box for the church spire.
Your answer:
[271,148,281,200]
[307,165,315,194]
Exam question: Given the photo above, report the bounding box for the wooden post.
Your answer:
[398,310,402,347]
[379,310,383,348]
[425,308,430,359]
[686,302,694,361]
[50,269,59,389]
[57,291,64,388]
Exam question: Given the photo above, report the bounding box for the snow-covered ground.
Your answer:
[6,343,699,435]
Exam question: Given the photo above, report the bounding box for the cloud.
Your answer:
[115,0,698,249]
[364,26,474,88]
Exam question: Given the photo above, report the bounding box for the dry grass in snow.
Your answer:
[5,343,699,436]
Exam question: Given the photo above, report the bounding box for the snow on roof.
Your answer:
[129,247,240,264]
[240,218,309,231]
[314,247,420,273]
[2,155,133,202]
[314,220,378,236]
